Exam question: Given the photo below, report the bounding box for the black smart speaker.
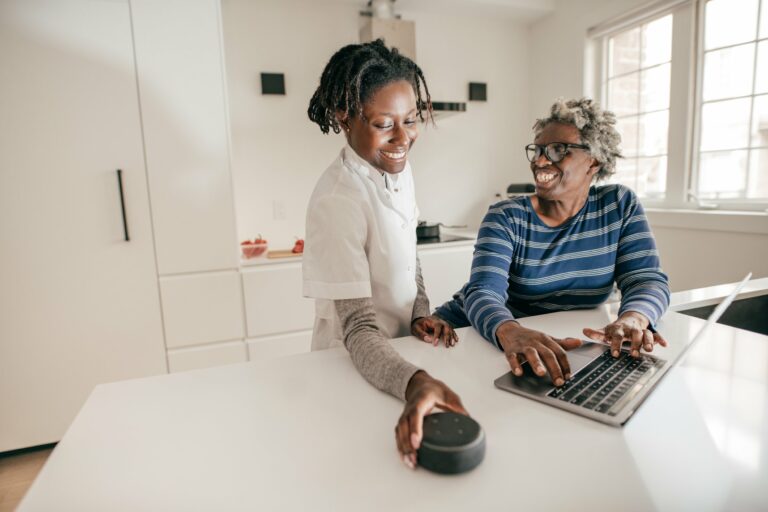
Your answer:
[417,412,485,474]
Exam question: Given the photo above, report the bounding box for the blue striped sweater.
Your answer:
[434,184,670,348]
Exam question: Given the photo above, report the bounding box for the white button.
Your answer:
[407,266,413,271]
[401,223,407,229]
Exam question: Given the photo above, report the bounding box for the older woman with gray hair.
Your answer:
[435,97,670,386]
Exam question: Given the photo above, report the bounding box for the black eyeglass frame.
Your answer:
[525,142,590,163]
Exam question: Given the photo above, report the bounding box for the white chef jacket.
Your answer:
[302,145,420,350]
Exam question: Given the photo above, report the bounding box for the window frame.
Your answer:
[690,0,768,210]
[589,0,768,212]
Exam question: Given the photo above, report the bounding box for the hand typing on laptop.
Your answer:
[493,275,750,426]
[582,311,668,359]
[495,312,669,388]
[495,320,583,387]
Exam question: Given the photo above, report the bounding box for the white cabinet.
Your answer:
[162,263,316,368]
[159,272,244,348]
[130,0,243,370]
[130,0,238,275]
[0,0,242,452]
[234,244,475,366]
[168,341,248,373]
[418,244,474,309]
[247,332,312,361]
[0,0,166,451]
[241,262,314,362]
[242,263,315,337]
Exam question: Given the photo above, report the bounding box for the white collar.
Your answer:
[342,145,409,193]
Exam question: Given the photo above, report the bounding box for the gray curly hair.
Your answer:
[533,98,622,181]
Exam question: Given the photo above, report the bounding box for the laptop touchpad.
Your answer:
[568,341,610,374]
[497,341,610,397]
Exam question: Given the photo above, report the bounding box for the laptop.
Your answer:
[494,273,752,426]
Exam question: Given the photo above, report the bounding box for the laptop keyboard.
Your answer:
[547,349,665,416]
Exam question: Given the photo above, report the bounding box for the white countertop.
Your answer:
[670,276,768,310]
[19,302,768,511]
[240,229,477,267]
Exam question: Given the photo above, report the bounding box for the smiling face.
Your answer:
[341,79,419,175]
[531,122,599,201]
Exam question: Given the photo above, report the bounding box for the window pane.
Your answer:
[640,63,671,111]
[748,149,768,198]
[637,156,667,198]
[641,15,672,67]
[609,27,640,77]
[700,98,751,151]
[756,41,768,95]
[612,157,639,191]
[761,0,768,39]
[616,116,639,157]
[698,150,748,198]
[639,110,669,155]
[752,94,768,147]
[705,0,759,50]
[608,72,639,116]
[702,44,756,101]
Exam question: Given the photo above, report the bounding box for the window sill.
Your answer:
[645,208,768,235]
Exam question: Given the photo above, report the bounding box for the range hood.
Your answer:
[429,101,466,119]
[359,0,467,118]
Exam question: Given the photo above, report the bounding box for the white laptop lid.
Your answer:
[676,272,752,365]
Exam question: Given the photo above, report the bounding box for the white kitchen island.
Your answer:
[19,296,768,511]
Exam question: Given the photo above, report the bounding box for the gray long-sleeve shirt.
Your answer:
[334,257,431,400]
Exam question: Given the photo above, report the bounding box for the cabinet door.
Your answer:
[130,0,238,275]
[160,271,245,349]
[418,245,475,308]
[243,263,315,337]
[168,341,248,373]
[0,0,166,451]
[247,331,312,362]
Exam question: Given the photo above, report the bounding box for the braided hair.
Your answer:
[308,39,433,134]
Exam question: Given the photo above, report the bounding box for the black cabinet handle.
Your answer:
[116,169,130,241]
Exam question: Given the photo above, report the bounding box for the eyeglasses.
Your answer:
[525,142,589,163]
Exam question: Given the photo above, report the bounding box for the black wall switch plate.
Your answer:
[261,73,285,95]
[469,82,487,101]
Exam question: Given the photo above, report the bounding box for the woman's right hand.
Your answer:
[496,321,582,387]
[396,371,468,469]
[411,315,458,347]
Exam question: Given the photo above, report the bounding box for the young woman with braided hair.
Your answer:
[302,39,469,469]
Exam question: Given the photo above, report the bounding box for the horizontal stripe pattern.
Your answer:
[434,184,670,346]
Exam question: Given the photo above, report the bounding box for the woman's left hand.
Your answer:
[411,315,458,347]
[583,311,668,358]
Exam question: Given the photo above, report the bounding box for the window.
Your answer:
[591,0,768,210]
[696,0,768,202]
[605,15,673,199]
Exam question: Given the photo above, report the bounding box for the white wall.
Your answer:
[653,226,768,292]
[221,0,354,249]
[528,0,768,290]
[221,0,531,248]
[527,0,649,121]
[399,7,530,231]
